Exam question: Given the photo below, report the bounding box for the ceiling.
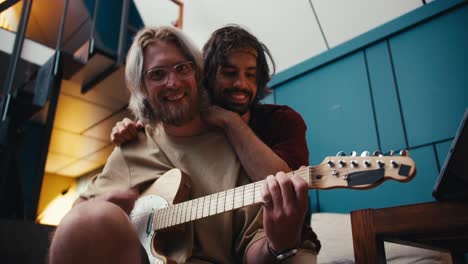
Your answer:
[44,69,132,177]
[2,0,438,178]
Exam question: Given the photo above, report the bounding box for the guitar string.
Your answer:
[157,168,317,229]
[155,166,328,229]
[157,165,338,229]
[162,165,354,229]
[158,166,321,221]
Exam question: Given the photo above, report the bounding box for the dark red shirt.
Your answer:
[249,103,321,253]
[249,104,309,170]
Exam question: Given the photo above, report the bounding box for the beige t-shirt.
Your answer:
[81,125,263,263]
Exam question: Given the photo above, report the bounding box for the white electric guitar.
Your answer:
[130,151,416,264]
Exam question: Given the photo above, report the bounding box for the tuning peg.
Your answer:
[399,150,408,156]
[373,150,382,156]
[377,160,385,168]
[360,151,370,157]
[351,151,357,157]
[339,160,347,167]
[389,150,395,156]
[336,151,346,157]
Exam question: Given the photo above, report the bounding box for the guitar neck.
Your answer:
[152,167,311,231]
[152,154,416,231]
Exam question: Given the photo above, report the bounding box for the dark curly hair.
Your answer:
[202,24,275,104]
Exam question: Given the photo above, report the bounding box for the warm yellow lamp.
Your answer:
[0,0,21,31]
[37,186,77,226]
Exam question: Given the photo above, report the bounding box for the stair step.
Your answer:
[62,39,118,94]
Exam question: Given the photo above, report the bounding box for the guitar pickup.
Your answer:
[146,211,154,236]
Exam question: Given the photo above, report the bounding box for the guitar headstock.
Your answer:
[307,150,416,190]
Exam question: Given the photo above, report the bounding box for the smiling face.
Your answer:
[212,49,258,115]
[142,40,199,126]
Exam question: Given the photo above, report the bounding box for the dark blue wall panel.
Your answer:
[365,41,406,152]
[275,52,379,213]
[389,4,468,147]
[275,52,378,167]
[261,92,275,105]
[270,0,467,213]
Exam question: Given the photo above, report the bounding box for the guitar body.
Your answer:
[130,169,192,264]
[132,195,170,264]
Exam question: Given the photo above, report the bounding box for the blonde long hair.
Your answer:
[125,26,205,124]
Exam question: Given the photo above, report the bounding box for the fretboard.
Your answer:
[152,167,312,231]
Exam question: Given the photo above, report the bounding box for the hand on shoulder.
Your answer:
[111,118,144,145]
[201,105,242,129]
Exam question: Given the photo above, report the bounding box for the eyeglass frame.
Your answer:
[143,61,195,85]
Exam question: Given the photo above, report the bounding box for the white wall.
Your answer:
[135,0,428,72]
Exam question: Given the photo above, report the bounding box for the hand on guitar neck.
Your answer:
[260,171,309,254]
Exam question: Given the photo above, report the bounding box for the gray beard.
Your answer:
[159,98,197,126]
[148,87,209,127]
[147,93,197,126]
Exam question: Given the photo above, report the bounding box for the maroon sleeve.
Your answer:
[267,106,309,170]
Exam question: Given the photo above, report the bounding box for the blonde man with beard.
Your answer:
[48,26,310,264]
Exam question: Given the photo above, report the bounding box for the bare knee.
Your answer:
[49,201,141,264]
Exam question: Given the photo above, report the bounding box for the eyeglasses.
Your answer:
[144,61,195,85]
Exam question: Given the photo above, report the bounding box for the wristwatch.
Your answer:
[267,241,298,262]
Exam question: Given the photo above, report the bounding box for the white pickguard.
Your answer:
[130,195,169,264]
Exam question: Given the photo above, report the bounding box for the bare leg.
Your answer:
[48,201,141,264]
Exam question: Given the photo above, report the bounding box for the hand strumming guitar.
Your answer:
[76,188,139,215]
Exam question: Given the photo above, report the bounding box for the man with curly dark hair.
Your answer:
[201,25,319,263]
